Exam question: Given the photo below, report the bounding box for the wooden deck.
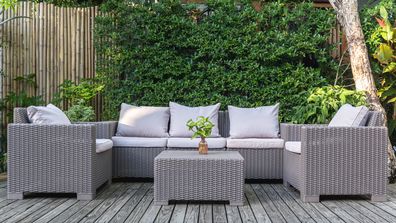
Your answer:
[1,181,396,223]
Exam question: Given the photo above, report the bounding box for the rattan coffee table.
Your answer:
[154,150,244,206]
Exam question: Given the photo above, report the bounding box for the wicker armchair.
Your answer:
[281,111,388,202]
[7,108,116,200]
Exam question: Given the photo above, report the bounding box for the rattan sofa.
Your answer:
[8,108,114,200]
[111,111,283,179]
[281,111,388,202]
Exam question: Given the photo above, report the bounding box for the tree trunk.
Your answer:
[329,0,396,181]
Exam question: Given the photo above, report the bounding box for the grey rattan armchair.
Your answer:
[7,108,116,200]
[281,111,388,202]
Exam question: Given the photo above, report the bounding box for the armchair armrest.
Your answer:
[7,123,100,194]
[299,126,388,196]
[280,123,326,141]
[75,121,118,139]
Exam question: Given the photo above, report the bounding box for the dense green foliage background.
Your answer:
[95,0,337,120]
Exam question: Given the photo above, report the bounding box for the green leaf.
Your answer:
[380,6,388,21]
[374,43,394,64]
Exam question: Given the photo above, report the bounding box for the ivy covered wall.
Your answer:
[95,0,337,120]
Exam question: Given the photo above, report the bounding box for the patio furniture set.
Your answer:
[7,102,388,205]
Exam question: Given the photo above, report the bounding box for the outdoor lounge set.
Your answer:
[7,102,388,205]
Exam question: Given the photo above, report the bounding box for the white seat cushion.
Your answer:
[285,141,301,154]
[226,138,284,149]
[96,139,113,153]
[329,104,369,127]
[112,136,167,148]
[167,137,226,148]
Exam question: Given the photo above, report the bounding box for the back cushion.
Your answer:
[27,104,71,124]
[116,103,170,137]
[169,102,220,137]
[328,104,369,127]
[228,104,280,138]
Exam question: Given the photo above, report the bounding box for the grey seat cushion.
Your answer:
[228,104,280,138]
[285,141,301,154]
[328,104,369,127]
[226,138,284,149]
[167,137,226,148]
[116,103,170,137]
[96,139,113,153]
[27,104,71,124]
[169,102,221,137]
[112,136,168,148]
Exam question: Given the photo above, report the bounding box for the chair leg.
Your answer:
[283,181,291,188]
[77,193,96,200]
[371,195,387,202]
[301,194,320,203]
[8,192,24,200]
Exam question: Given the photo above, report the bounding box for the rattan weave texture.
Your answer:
[281,111,388,202]
[154,150,244,205]
[8,108,112,200]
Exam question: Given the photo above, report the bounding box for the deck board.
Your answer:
[0,182,395,222]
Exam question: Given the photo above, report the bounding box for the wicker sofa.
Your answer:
[111,111,284,179]
[281,111,388,202]
[8,108,114,200]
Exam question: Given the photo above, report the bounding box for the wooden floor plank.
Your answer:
[170,203,187,223]
[283,186,341,223]
[48,200,90,223]
[78,183,133,223]
[251,184,286,223]
[199,204,213,223]
[260,184,300,223]
[139,200,161,223]
[95,185,141,223]
[63,183,124,223]
[123,188,154,222]
[154,204,175,223]
[238,194,257,223]
[184,204,199,223]
[110,183,152,223]
[271,184,314,223]
[212,204,227,223]
[321,201,362,223]
[34,199,78,223]
[355,200,396,222]
[1,182,396,223]
[244,184,270,223]
[343,200,388,223]
[19,199,68,223]
[225,205,242,223]
[0,198,43,222]
[4,198,55,223]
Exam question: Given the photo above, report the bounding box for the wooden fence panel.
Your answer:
[1,2,98,108]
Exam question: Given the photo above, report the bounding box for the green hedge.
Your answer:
[95,0,336,121]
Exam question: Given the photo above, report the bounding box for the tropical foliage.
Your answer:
[291,86,367,124]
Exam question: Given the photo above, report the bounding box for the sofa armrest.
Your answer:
[75,121,118,139]
[299,126,388,195]
[7,124,98,192]
[280,123,326,142]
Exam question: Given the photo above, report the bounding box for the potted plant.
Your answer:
[186,116,214,155]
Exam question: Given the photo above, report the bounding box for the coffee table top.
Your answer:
[155,150,244,161]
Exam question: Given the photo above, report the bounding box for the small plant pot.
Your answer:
[198,138,208,155]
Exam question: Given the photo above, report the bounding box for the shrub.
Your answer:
[291,85,368,124]
[95,0,336,121]
[65,100,96,122]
